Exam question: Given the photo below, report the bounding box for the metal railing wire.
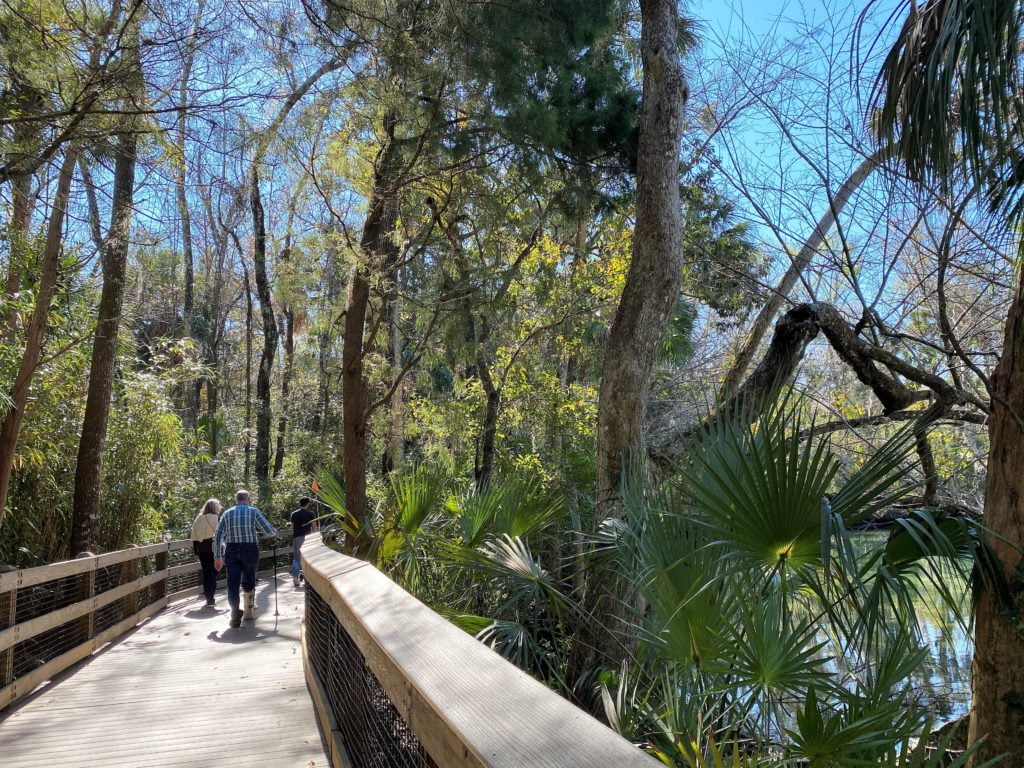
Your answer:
[300,536,663,768]
[306,586,438,768]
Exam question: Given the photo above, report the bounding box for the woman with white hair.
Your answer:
[191,498,222,606]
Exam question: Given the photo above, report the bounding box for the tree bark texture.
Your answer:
[968,277,1024,767]
[242,259,254,484]
[383,274,404,475]
[177,0,204,435]
[0,147,78,523]
[475,344,499,492]
[344,112,400,551]
[251,169,277,501]
[576,0,688,692]
[273,304,295,478]
[595,0,688,522]
[314,240,340,435]
[70,128,137,556]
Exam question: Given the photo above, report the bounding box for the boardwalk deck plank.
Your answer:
[0,574,327,768]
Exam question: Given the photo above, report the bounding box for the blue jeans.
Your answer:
[224,542,259,612]
[291,535,306,580]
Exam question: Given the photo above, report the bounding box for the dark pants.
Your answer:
[197,551,217,601]
[224,542,259,612]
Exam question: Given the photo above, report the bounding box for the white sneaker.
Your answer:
[292,577,300,587]
[242,590,256,619]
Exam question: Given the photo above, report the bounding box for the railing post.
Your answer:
[121,554,140,617]
[0,584,16,687]
[79,568,96,646]
[154,545,168,601]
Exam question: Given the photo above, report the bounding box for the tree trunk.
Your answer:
[0,147,78,523]
[475,350,499,491]
[967,277,1024,767]
[577,0,688,688]
[70,126,138,556]
[596,0,687,520]
[343,111,400,551]
[382,266,404,475]
[242,259,254,484]
[207,367,219,456]
[314,240,340,435]
[176,5,204,437]
[273,305,294,478]
[251,169,277,501]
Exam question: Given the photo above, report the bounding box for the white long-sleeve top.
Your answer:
[191,511,219,542]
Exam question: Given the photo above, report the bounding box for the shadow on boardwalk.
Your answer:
[0,573,328,768]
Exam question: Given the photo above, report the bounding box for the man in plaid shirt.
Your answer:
[214,489,277,627]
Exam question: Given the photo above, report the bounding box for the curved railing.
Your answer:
[0,536,291,710]
[300,534,661,768]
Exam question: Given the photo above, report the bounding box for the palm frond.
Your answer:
[868,0,1024,186]
[447,477,564,546]
[313,470,358,539]
[389,462,447,535]
[681,400,838,570]
[829,416,925,525]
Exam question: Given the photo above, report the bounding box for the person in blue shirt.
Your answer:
[213,489,277,628]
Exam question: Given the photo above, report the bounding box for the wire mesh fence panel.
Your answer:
[168,546,195,568]
[167,566,204,594]
[93,563,124,595]
[14,575,82,623]
[12,616,84,678]
[93,597,128,634]
[306,586,438,768]
[258,537,293,572]
[136,582,164,611]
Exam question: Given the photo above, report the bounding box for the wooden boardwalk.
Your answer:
[0,573,328,768]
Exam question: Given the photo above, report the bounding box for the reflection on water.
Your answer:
[916,598,972,721]
[854,531,973,722]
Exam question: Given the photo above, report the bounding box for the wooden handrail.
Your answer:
[300,534,661,768]
[0,535,291,710]
[0,542,167,593]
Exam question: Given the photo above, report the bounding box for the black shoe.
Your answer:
[205,597,215,607]
[229,609,242,628]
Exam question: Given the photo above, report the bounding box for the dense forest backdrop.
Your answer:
[2,0,1024,764]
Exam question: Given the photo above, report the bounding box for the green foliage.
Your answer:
[100,371,190,549]
[458,0,639,164]
[613,395,988,764]
[679,173,765,321]
[446,477,565,547]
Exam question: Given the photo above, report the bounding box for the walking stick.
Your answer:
[272,539,280,617]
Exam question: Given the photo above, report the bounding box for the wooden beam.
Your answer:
[300,535,662,768]
[302,621,353,768]
[121,557,139,617]
[0,542,168,593]
[0,570,165,653]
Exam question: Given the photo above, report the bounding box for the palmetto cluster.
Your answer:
[315,394,991,766]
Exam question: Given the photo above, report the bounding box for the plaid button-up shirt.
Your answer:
[214,504,276,559]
